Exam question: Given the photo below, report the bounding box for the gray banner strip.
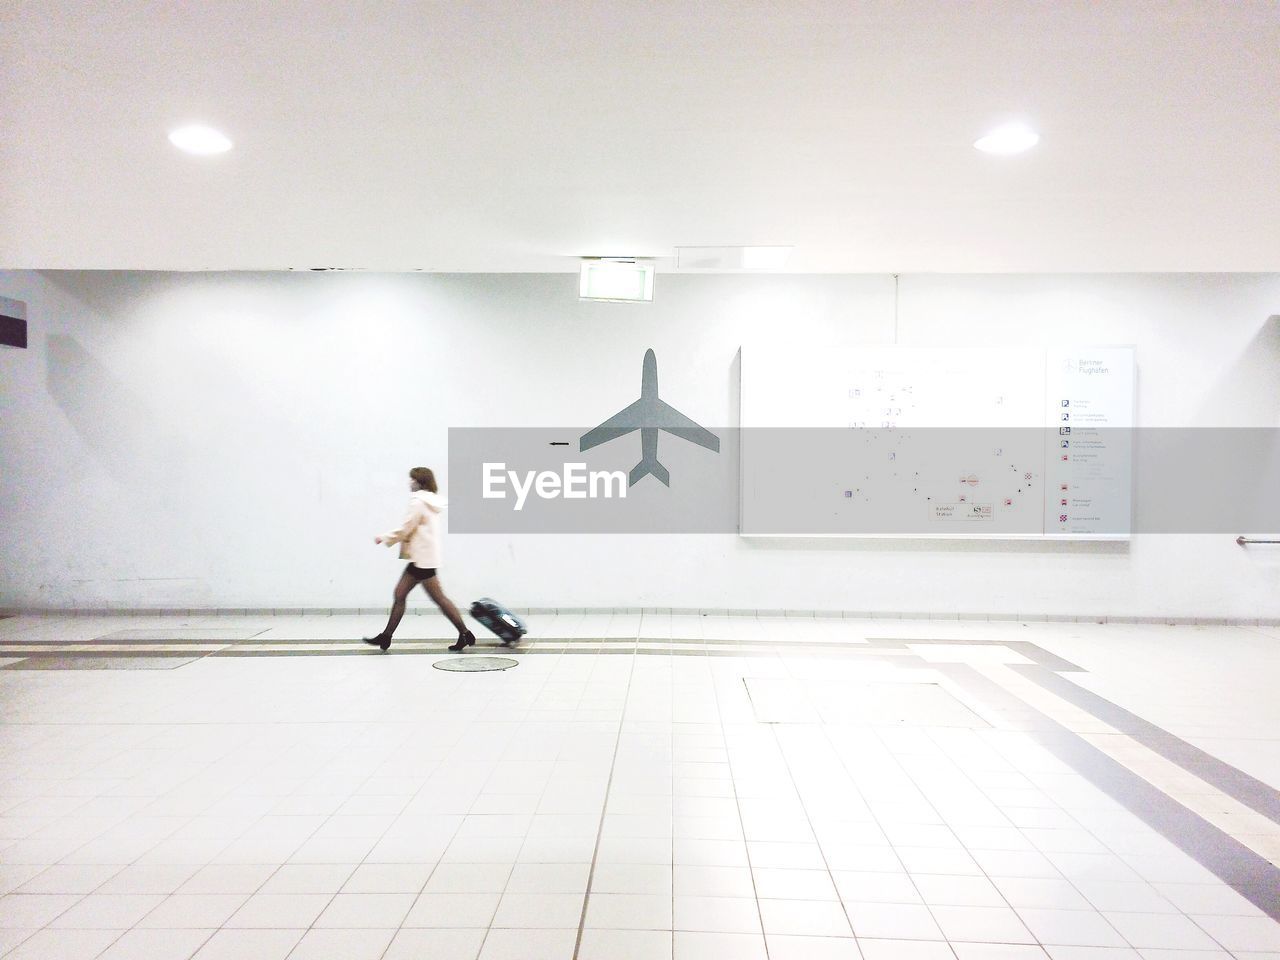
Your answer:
[449,427,1280,534]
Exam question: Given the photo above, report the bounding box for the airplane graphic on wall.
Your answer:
[580,349,720,487]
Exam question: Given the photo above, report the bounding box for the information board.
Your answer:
[739,345,1135,539]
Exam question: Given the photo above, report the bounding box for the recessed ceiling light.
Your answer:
[168,125,233,155]
[974,123,1039,155]
[579,259,655,302]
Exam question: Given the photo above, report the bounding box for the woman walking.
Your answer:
[364,467,476,652]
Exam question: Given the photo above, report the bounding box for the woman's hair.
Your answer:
[409,466,437,493]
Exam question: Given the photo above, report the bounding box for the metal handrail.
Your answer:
[1237,536,1280,545]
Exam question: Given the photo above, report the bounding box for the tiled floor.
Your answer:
[1,612,1279,959]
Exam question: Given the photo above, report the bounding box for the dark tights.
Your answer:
[380,569,468,639]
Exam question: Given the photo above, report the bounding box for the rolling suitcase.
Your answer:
[469,598,527,645]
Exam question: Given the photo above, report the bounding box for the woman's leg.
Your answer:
[379,569,417,640]
[422,576,468,634]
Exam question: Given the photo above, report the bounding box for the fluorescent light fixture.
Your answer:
[579,259,654,302]
[675,246,793,270]
[974,123,1039,155]
[168,124,234,155]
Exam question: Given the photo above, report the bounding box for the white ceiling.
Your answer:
[2,1,1278,272]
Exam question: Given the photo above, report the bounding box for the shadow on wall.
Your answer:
[1199,315,1280,424]
[46,333,185,485]
[38,269,165,322]
[1196,315,1280,538]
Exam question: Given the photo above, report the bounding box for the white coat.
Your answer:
[382,489,446,568]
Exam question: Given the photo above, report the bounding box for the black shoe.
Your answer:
[448,630,476,652]
[363,634,391,651]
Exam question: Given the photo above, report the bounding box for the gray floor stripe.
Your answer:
[865,636,1086,672]
[92,628,269,641]
[943,663,1280,921]
[1012,662,1280,827]
[3,656,202,670]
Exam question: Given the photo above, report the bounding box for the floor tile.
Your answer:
[578,928,673,960]
[951,945,1050,960]
[519,835,597,863]
[766,934,862,960]
[590,863,671,896]
[0,929,36,957]
[1152,883,1265,916]
[673,930,768,960]
[846,901,944,940]
[478,927,578,960]
[0,893,84,927]
[177,865,275,895]
[748,842,827,870]
[1042,948,1140,960]
[14,864,120,894]
[424,864,513,894]
[48,893,165,928]
[672,895,761,933]
[759,898,852,936]
[673,839,749,867]
[586,892,673,929]
[1016,909,1127,946]
[1188,915,1280,952]
[0,927,123,960]
[673,865,755,898]
[97,928,215,960]
[898,847,983,876]
[834,871,922,904]
[825,846,906,873]
[191,928,305,960]
[491,891,584,928]
[972,850,1061,879]
[402,892,500,928]
[930,904,1036,943]
[857,940,956,960]
[340,863,434,893]
[912,874,1005,907]
[1075,881,1177,914]
[753,867,839,900]
[0,868,45,897]
[1103,911,1221,949]
[382,928,486,960]
[260,864,354,894]
[311,892,415,928]
[98,865,200,895]
[285,927,396,960]
[224,893,331,928]
[994,876,1093,910]
[138,893,247,928]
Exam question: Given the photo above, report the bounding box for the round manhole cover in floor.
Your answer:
[433,656,519,672]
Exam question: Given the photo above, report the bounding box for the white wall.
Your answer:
[2,270,1279,617]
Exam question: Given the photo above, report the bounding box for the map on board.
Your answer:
[739,345,1134,539]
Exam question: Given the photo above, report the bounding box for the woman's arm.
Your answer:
[379,498,427,546]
